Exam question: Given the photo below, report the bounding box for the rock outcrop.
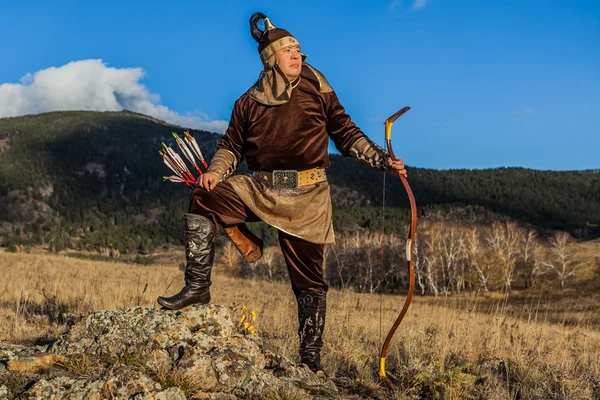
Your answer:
[0,305,337,399]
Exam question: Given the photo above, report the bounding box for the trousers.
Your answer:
[188,181,329,295]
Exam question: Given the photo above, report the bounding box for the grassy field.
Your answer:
[1,249,599,399]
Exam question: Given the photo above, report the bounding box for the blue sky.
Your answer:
[0,0,598,171]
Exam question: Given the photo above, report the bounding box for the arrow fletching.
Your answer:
[162,142,196,183]
[184,131,209,169]
[160,151,183,178]
[171,151,196,182]
[173,132,203,175]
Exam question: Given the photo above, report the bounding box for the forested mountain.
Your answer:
[0,110,598,253]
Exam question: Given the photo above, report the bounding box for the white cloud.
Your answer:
[511,108,538,120]
[388,0,402,11]
[0,59,228,133]
[412,0,428,10]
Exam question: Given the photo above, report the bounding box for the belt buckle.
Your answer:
[272,170,298,188]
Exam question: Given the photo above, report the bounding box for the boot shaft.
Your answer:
[184,213,216,289]
[297,290,327,372]
[156,213,215,310]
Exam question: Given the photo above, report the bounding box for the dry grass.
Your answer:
[1,250,599,399]
[0,251,179,344]
[54,354,105,378]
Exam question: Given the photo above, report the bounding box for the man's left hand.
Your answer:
[386,157,408,178]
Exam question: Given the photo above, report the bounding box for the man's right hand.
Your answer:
[198,172,219,191]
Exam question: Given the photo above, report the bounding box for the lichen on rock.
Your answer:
[0,304,338,399]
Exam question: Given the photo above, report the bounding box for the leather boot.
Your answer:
[297,290,327,377]
[157,213,216,310]
[224,223,263,263]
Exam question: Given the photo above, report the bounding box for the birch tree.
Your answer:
[487,221,521,292]
[423,222,442,296]
[440,224,466,293]
[543,231,584,290]
[464,227,492,292]
[518,230,548,288]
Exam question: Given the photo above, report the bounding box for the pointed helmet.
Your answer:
[249,12,307,69]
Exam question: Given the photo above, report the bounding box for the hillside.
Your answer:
[0,110,599,252]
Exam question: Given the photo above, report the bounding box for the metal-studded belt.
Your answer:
[252,167,327,188]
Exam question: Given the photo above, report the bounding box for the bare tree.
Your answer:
[422,222,442,296]
[423,254,440,296]
[221,241,241,276]
[327,245,349,289]
[352,232,386,293]
[413,236,427,295]
[364,235,378,294]
[517,230,548,288]
[440,224,466,294]
[257,246,284,281]
[328,233,368,291]
[543,231,584,290]
[380,232,406,293]
[487,221,521,292]
[464,227,492,292]
[326,231,404,293]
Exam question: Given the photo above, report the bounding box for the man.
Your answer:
[157,12,407,377]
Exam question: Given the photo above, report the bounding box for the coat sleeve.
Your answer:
[206,96,248,180]
[325,91,389,171]
[217,96,248,164]
[324,91,366,156]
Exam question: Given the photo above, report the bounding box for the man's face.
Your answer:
[275,44,302,81]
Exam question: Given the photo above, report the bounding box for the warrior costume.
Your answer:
[157,13,390,376]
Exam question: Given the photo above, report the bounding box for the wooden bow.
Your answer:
[378,106,417,387]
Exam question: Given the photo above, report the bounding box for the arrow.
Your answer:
[184,131,209,169]
[162,142,196,183]
[173,132,203,175]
